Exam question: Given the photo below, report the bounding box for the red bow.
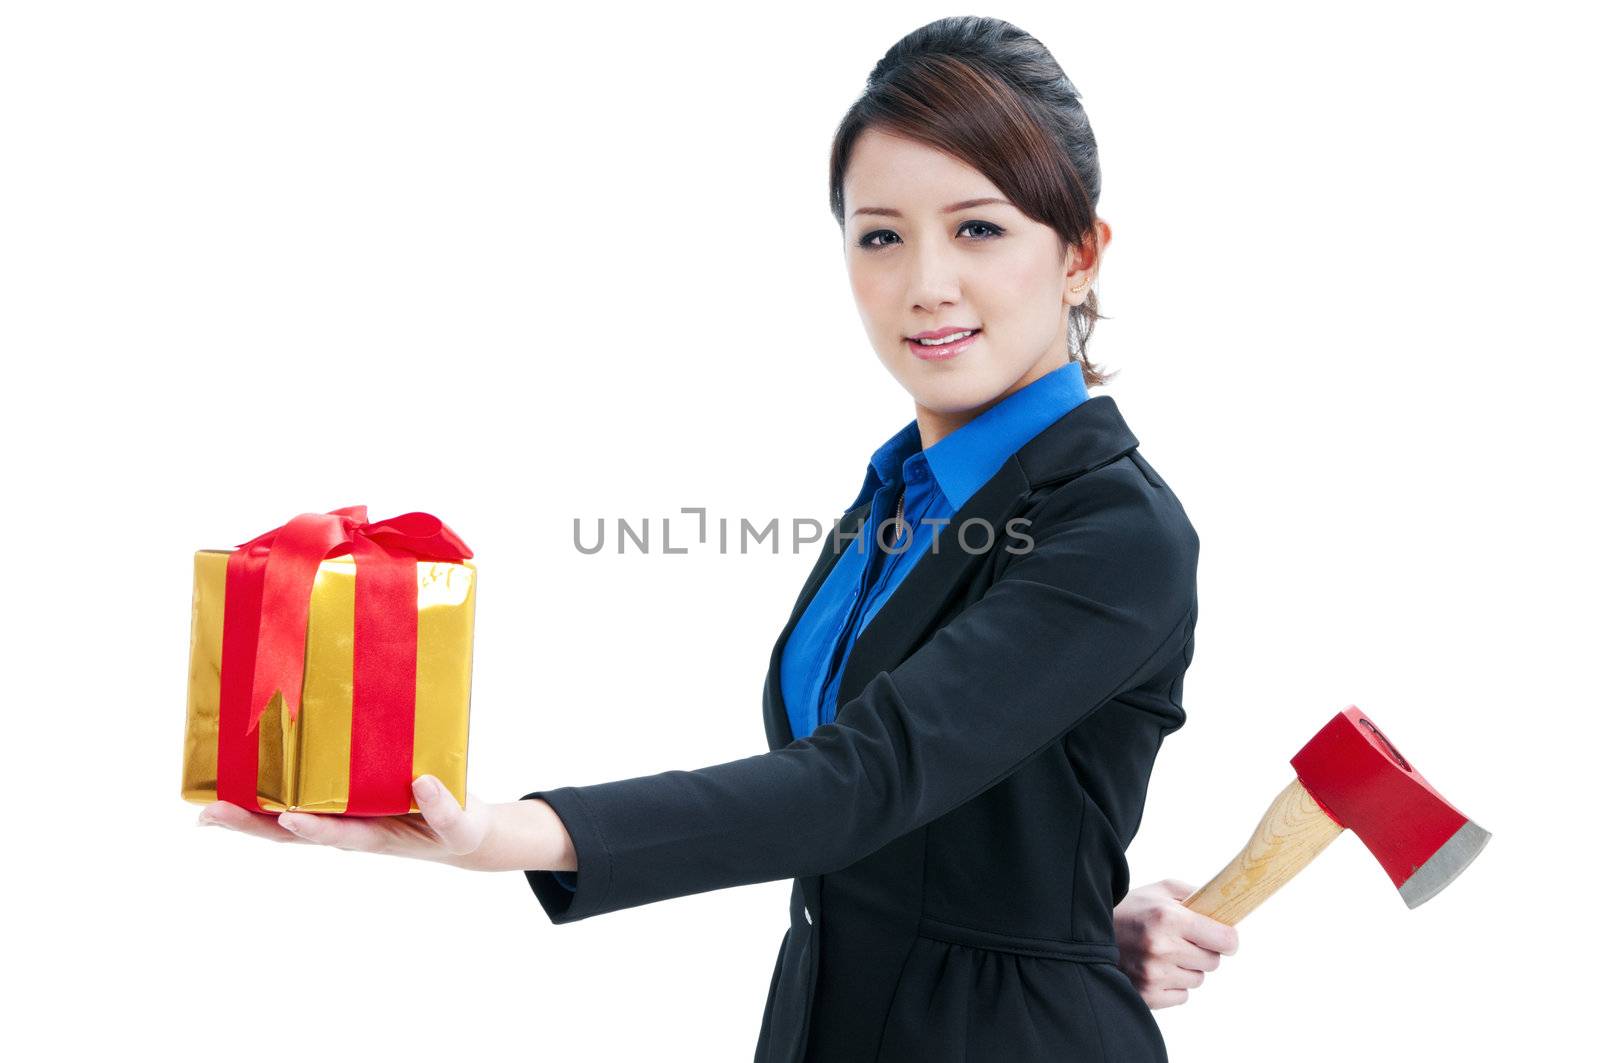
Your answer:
[214,506,473,815]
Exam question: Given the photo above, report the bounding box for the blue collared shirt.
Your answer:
[553,359,1091,892]
[779,359,1092,740]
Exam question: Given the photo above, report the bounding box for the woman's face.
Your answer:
[841,127,1109,444]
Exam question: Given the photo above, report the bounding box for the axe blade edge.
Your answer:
[1398,819,1491,910]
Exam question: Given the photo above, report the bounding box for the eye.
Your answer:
[858,229,900,249]
[957,219,1006,239]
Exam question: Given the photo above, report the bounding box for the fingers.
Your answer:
[412,776,488,857]
[1129,950,1209,989]
[1168,941,1223,973]
[198,800,383,853]
[198,801,308,844]
[276,810,391,853]
[1141,890,1239,958]
[1144,987,1190,1010]
[1158,877,1196,899]
[1181,909,1241,957]
[1169,966,1206,989]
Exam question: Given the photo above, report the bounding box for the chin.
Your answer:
[908,377,992,416]
[904,370,1010,416]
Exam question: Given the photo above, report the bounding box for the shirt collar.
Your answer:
[845,359,1092,513]
[844,417,924,514]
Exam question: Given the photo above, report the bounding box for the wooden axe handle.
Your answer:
[1180,778,1345,926]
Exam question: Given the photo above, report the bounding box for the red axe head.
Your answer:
[1290,705,1490,908]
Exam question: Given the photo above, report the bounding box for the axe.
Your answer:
[1181,705,1490,925]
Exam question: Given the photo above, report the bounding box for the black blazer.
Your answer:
[522,394,1200,1063]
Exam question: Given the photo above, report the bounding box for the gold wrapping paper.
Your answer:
[181,550,476,813]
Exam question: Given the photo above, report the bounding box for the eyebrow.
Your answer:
[850,197,1013,219]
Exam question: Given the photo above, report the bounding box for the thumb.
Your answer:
[412,775,482,856]
[1159,878,1198,899]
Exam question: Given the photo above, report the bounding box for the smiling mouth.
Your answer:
[909,328,980,347]
[906,328,981,360]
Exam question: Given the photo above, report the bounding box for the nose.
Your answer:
[905,241,962,315]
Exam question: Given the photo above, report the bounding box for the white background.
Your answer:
[4,1,1595,1059]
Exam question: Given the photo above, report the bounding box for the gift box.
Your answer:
[181,506,477,815]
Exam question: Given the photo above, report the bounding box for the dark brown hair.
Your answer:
[828,16,1116,387]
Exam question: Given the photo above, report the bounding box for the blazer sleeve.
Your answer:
[521,465,1199,923]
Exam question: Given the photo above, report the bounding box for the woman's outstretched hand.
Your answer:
[195,775,577,875]
[1112,879,1240,1010]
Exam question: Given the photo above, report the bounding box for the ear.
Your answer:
[1063,219,1113,307]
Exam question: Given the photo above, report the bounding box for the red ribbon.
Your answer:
[214,506,473,816]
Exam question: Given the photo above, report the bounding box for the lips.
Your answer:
[906,328,981,361]
[908,325,980,341]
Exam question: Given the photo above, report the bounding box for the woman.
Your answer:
[200,16,1240,1061]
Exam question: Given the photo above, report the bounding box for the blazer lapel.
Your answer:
[760,394,1142,751]
[835,457,1029,707]
[836,394,1141,707]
